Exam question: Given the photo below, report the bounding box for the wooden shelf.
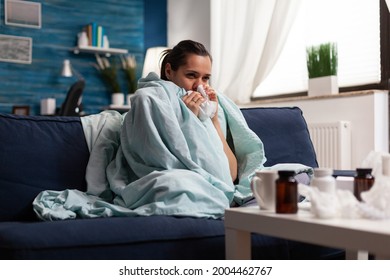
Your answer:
[72,46,128,57]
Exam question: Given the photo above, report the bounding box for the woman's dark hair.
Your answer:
[160,40,212,80]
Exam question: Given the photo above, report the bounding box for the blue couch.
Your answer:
[0,106,343,259]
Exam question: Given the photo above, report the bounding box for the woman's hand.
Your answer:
[182,91,205,117]
[182,85,218,121]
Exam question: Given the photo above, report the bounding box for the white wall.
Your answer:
[167,0,211,50]
[244,91,389,169]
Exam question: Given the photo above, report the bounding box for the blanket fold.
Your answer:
[33,73,272,220]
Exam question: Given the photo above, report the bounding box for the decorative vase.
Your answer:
[111,93,125,105]
[308,75,338,97]
[78,31,88,48]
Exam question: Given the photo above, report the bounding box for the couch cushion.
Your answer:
[241,107,318,168]
[0,215,293,260]
[0,215,343,260]
[0,114,89,221]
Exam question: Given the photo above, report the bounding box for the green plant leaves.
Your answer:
[306,42,338,79]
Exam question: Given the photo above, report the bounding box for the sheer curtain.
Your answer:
[210,0,302,104]
[253,0,380,97]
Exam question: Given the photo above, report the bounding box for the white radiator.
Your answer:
[308,121,352,169]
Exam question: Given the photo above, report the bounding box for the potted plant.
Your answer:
[306,42,338,97]
[93,54,124,105]
[121,54,137,105]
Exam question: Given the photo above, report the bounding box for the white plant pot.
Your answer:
[111,93,125,105]
[40,98,56,115]
[308,75,339,97]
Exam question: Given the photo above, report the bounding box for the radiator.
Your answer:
[308,121,352,169]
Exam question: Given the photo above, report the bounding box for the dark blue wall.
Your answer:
[144,0,167,51]
[0,0,167,115]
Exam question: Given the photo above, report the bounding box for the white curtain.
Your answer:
[210,0,302,104]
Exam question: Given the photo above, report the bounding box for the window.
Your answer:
[253,0,382,99]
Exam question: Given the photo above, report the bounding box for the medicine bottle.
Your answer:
[354,168,375,201]
[276,170,298,214]
[310,168,336,193]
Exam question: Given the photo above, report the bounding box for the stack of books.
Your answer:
[82,23,107,48]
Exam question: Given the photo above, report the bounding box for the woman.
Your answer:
[159,40,238,182]
[110,39,266,217]
[33,42,316,222]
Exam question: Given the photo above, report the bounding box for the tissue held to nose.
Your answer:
[187,85,217,121]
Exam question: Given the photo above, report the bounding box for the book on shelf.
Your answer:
[92,22,97,47]
[86,24,92,46]
[82,22,106,48]
[97,25,105,48]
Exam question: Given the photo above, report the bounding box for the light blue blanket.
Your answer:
[33,73,268,220]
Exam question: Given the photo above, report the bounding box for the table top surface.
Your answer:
[225,206,390,258]
[225,206,390,236]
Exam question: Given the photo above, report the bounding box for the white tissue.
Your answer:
[359,175,390,219]
[187,85,217,121]
[360,150,385,178]
[298,151,390,220]
[309,187,339,219]
[299,183,360,219]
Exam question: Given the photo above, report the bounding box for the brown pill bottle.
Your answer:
[354,168,375,201]
[276,170,298,214]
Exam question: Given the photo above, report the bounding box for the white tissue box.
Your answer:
[336,176,354,192]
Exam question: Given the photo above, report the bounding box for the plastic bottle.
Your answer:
[103,35,110,49]
[276,170,298,214]
[354,168,375,201]
[310,168,336,193]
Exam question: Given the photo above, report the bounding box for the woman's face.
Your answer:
[165,54,212,91]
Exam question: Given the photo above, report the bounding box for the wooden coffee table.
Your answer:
[225,206,390,259]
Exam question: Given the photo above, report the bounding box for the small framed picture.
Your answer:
[5,0,41,29]
[12,105,30,115]
[0,34,32,64]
